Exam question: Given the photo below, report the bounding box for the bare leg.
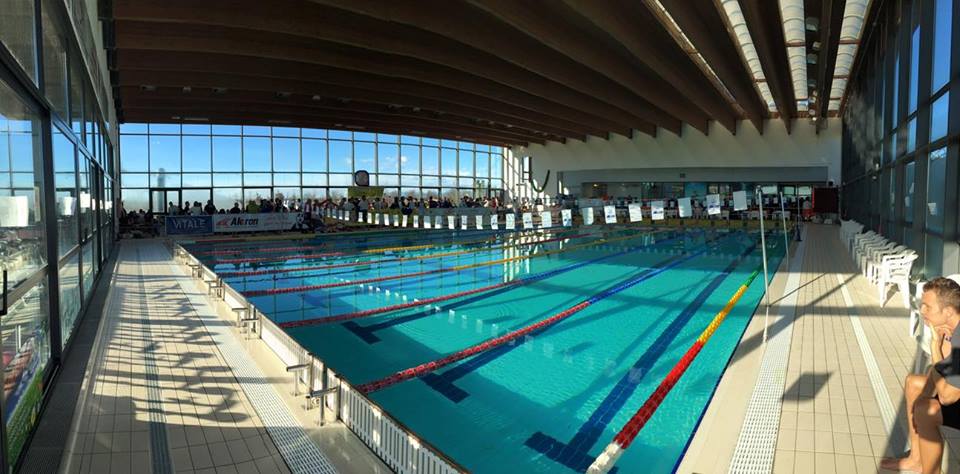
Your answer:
[881,374,927,471]
[914,398,945,474]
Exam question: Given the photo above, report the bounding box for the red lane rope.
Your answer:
[356,301,592,393]
[218,232,590,277]
[352,241,713,394]
[585,267,763,473]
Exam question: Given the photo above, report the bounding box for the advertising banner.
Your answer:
[506,213,516,230]
[707,194,722,215]
[540,210,552,228]
[461,216,469,230]
[677,197,692,218]
[651,201,665,220]
[522,212,534,229]
[732,190,748,211]
[582,207,594,225]
[447,215,456,230]
[348,186,384,198]
[561,209,573,227]
[165,215,214,235]
[603,205,616,224]
[490,215,499,230]
[475,215,484,230]
[628,203,643,222]
[213,213,302,233]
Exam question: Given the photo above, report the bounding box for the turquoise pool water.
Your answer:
[186,226,786,473]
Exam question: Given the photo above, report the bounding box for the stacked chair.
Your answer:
[841,220,918,309]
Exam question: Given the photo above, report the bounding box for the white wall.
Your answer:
[512,118,841,197]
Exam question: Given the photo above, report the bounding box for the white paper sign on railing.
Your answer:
[628,203,643,222]
[434,215,443,229]
[540,210,552,228]
[506,213,516,230]
[402,215,409,227]
[475,215,483,230]
[522,212,534,229]
[491,215,499,230]
[561,209,572,227]
[414,215,421,228]
[460,216,469,230]
[677,197,692,218]
[707,194,721,215]
[374,213,381,225]
[652,200,665,220]
[603,205,616,224]
[364,212,371,224]
[732,190,748,211]
[582,207,594,225]
[447,215,456,230]
[394,214,401,226]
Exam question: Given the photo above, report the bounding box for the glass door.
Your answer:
[149,188,180,214]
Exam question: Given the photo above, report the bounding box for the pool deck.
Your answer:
[681,223,960,473]
[57,240,387,474]
[48,225,960,473]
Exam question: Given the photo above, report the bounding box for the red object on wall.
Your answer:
[813,187,838,213]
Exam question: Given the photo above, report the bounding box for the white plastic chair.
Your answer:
[859,241,897,274]
[865,245,907,282]
[850,230,878,255]
[853,234,887,266]
[877,253,919,308]
[853,233,885,260]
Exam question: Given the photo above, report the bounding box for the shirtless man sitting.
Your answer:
[882,277,960,473]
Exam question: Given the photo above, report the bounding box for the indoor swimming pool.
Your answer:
[184,225,786,473]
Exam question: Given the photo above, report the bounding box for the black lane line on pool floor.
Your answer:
[338,233,689,344]
[413,231,737,402]
[523,240,760,473]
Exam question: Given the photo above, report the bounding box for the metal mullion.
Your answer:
[41,108,65,363]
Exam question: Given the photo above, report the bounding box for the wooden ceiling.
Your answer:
[106,0,861,146]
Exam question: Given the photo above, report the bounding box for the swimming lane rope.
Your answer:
[242,231,660,297]
[206,227,569,265]
[218,228,598,277]
[278,233,684,328]
[585,267,762,474]
[352,236,733,394]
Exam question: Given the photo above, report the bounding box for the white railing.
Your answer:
[172,242,467,474]
[340,381,460,474]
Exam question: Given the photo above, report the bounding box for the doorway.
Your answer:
[150,188,181,214]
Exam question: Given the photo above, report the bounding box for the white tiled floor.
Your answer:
[62,240,290,474]
[771,224,954,473]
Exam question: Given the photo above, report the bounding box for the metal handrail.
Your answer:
[174,242,467,473]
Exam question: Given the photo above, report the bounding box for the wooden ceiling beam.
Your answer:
[468,0,720,133]
[123,103,540,146]
[558,0,741,133]
[115,50,595,140]
[113,0,661,135]
[112,20,644,138]
[657,0,769,132]
[119,90,553,144]
[295,0,676,134]
[815,0,846,129]
[123,111,517,148]
[739,0,798,132]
